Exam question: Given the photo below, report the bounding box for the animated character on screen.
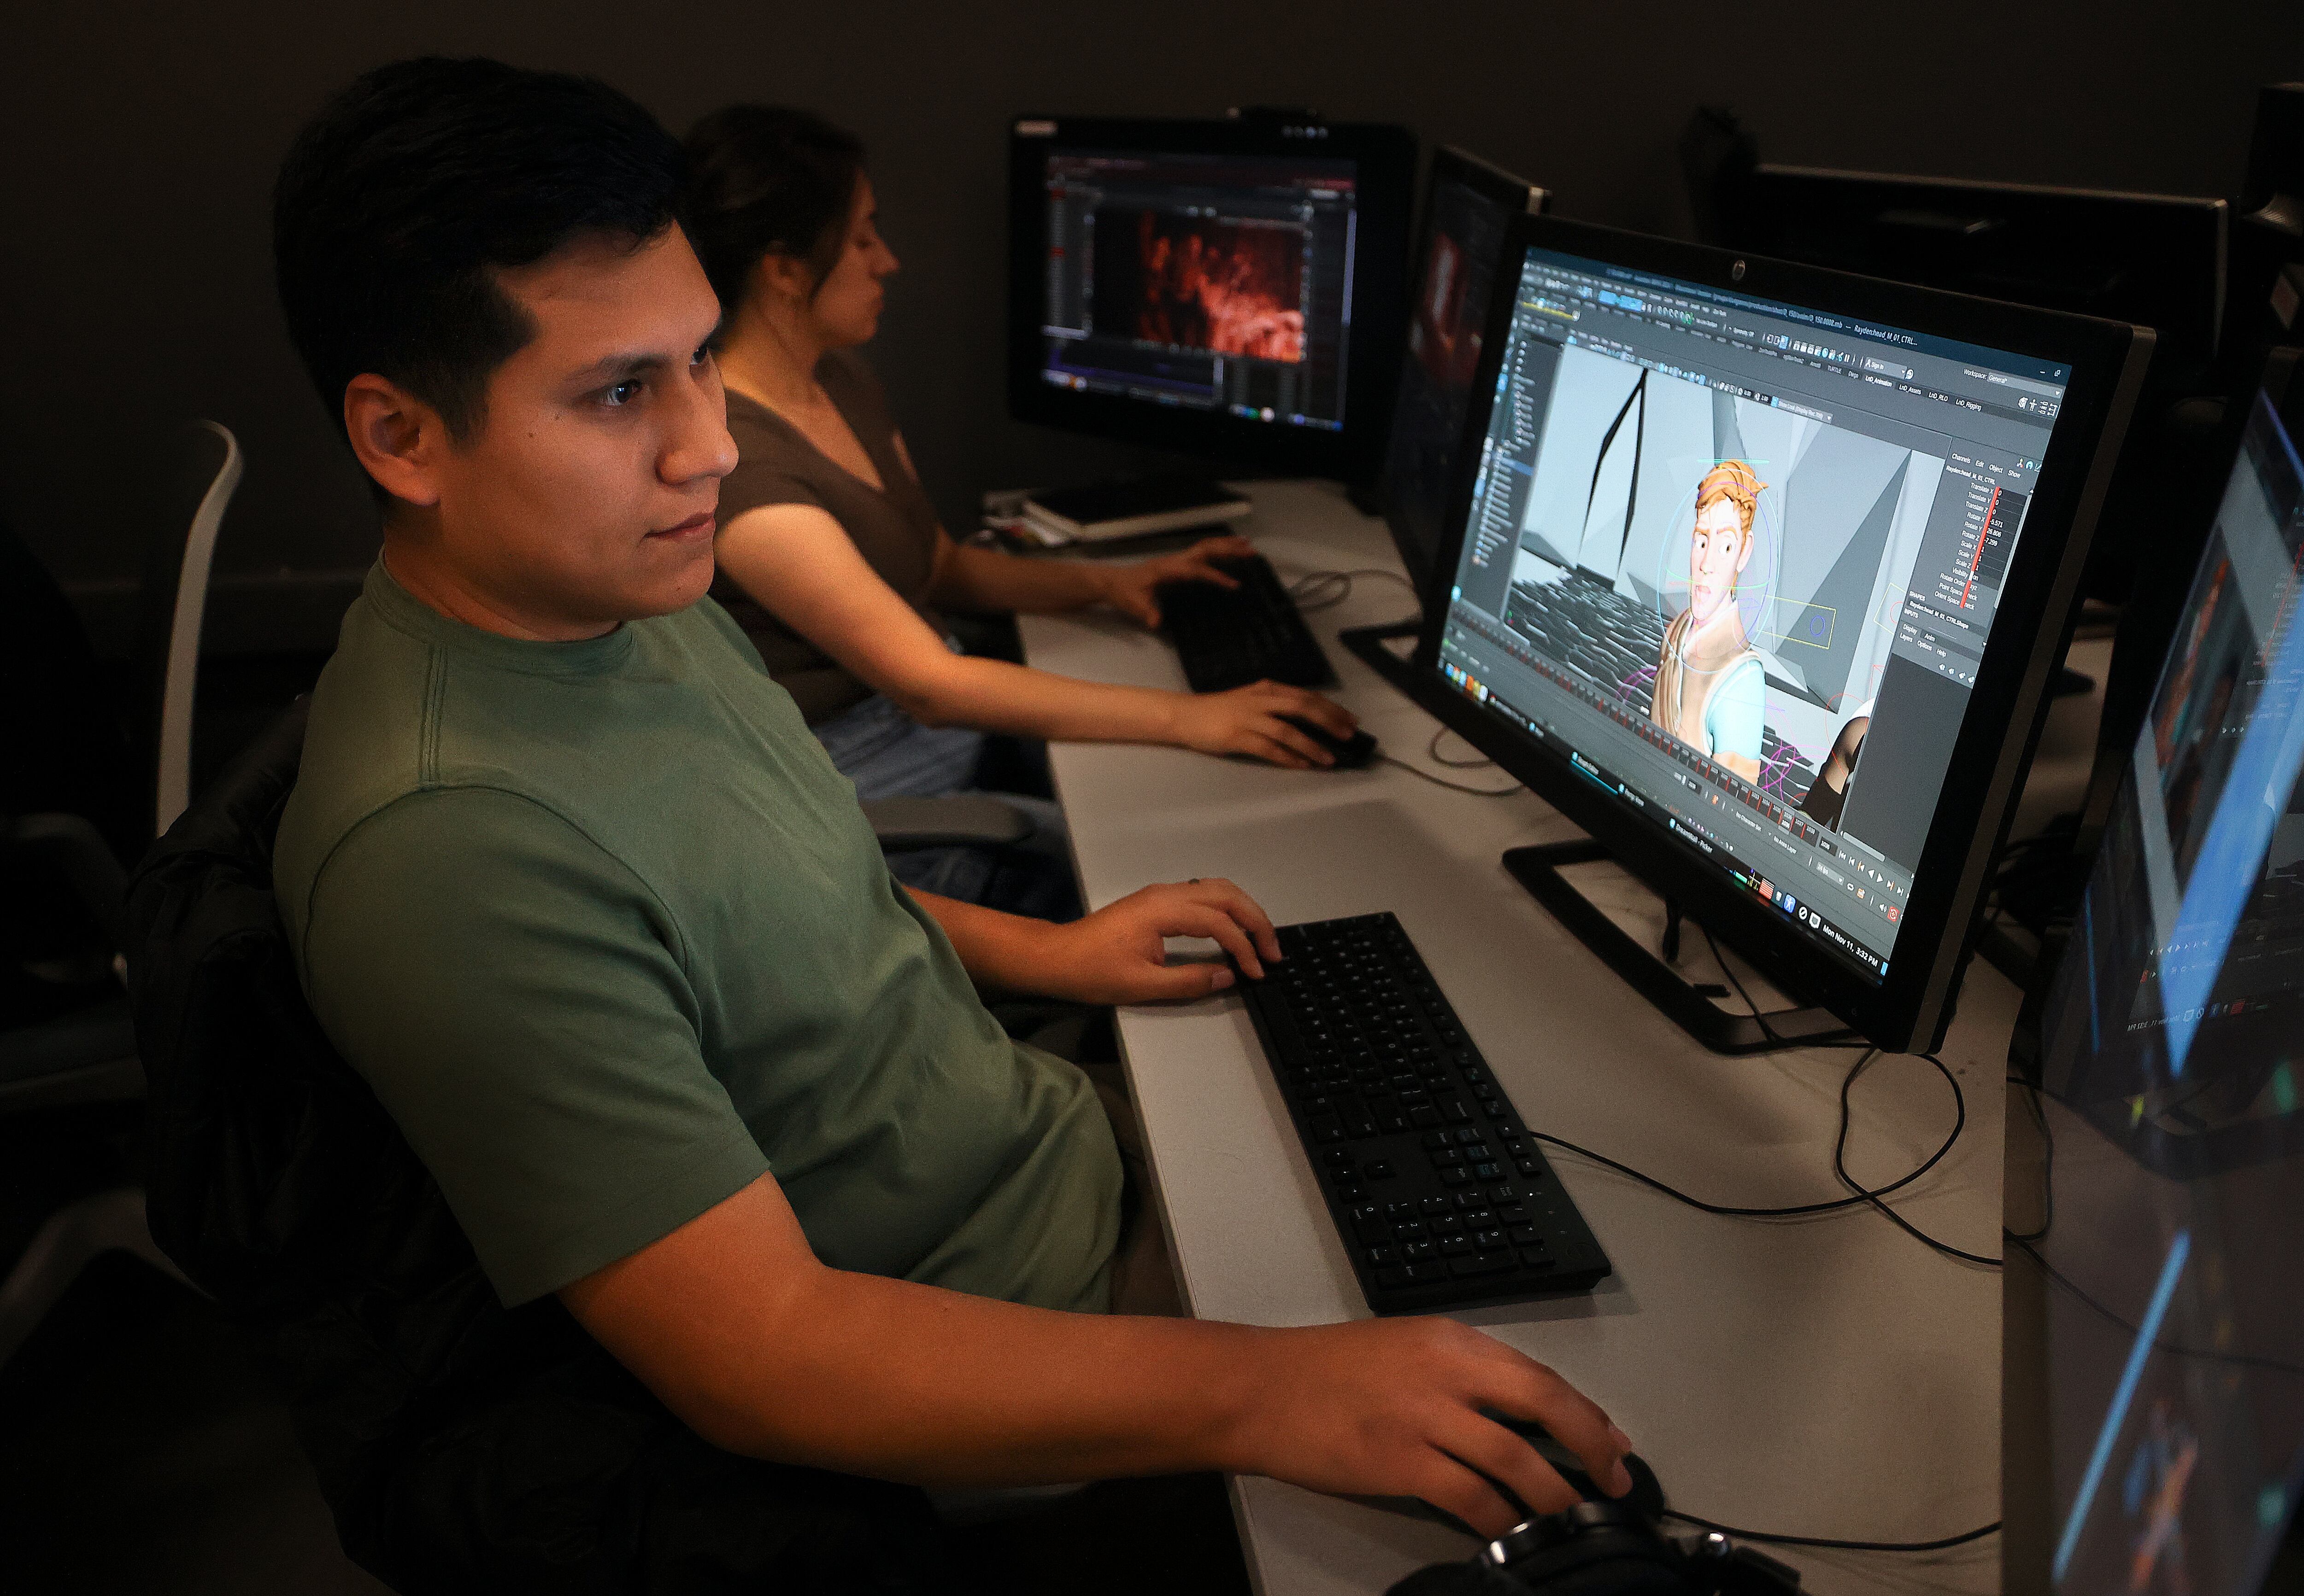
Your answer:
[1650,460,1769,782]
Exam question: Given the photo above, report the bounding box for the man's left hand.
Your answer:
[1099,535,1257,628]
[1033,878,1281,1003]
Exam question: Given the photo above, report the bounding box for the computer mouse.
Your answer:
[1280,714,1378,770]
[1492,1414,1667,1524]
[1359,1419,1665,1531]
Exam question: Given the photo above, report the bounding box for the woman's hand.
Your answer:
[1098,535,1258,628]
[1030,879,1282,1003]
[1168,681,1358,769]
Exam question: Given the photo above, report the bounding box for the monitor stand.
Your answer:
[1501,838,1858,1055]
[1337,617,1422,695]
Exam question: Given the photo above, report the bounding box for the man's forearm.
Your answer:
[906,887,1049,992]
[701,1260,1263,1484]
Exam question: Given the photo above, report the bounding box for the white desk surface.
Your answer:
[1019,479,2108,1596]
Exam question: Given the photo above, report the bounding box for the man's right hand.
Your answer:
[1221,1316,1633,1535]
[1169,681,1359,769]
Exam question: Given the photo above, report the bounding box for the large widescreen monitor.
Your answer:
[2004,382,2304,1596]
[1006,115,1414,481]
[1408,215,2151,1052]
[1374,146,1546,595]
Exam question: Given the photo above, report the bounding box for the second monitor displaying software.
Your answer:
[1414,217,2149,1050]
[1374,147,1546,593]
[1007,116,1414,479]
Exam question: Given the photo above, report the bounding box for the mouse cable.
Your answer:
[1378,753,1522,797]
[1662,1508,2000,1554]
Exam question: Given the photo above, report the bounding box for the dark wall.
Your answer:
[4,0,2298,622]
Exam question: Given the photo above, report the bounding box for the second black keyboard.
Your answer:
[1237,912,1612,1314]
[1158,552,1337,694]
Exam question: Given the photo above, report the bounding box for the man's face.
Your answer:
[1687,496,1752,626]
[416,226,735,636]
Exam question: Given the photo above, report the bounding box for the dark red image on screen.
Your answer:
[1410,229,1481,388]
[1093,208,1306,362]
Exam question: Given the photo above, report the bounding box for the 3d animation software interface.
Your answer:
[1381,172,1518,572]
[1036,148,1359,430]
[2034,394,2304,1596]
[1438,246,2069,979]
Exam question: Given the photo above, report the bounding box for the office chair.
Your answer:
[0,421,241,1369]
[135,419,242,838]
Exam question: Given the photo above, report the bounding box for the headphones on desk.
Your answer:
[1387,1500,1802,1596]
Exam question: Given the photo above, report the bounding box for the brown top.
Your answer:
[710,351,946,725]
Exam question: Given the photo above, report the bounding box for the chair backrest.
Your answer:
[132,420,241,840]
[125,699,942,1592]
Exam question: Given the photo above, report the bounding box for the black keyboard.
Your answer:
[1158,553,1337,694]
[1238,913,1612,1314]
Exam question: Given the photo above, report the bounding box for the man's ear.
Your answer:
[343,374,446,508]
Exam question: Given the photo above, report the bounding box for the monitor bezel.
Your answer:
[1733,165,2228,371]
[1376,144,1549,598]
[1005,114,1416,480]
[1406,213,2150,1053]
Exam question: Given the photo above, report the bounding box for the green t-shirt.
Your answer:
[275,562,1121,1310]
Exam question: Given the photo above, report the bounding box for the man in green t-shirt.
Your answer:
[265,56,1633,1537]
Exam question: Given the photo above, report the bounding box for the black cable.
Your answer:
[1695,925,1874,1052]
[1532,1049,1978,1220]
[1287,567,1417,613]
[1377,754,1521,797]
[1663,1508,2000,1554]
[1428,726,1496,769]
[1688,923,1995,1262]
[2003,1074,2052,1246]
[1831,1052,2001,1267]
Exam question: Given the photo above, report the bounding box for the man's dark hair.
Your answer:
[274,57,683,452]
[681,106,867,315]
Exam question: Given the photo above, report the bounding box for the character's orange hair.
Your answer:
[1695,459,1767,536]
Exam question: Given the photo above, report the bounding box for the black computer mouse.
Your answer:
[1280,714,1378,770]
[1493,1414,1667,1524]
[1361,1418,1666,1531]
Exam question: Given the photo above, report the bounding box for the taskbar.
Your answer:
[1435,651,1894,984]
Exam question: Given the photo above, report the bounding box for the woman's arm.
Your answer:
[716,504,1355,767]
[931,533,1255,628]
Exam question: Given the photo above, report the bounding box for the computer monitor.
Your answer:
[1707,167,2227,385]
[1374,147,1547,597]
[2003,381,2304,1596]
[1005,114,1415,481]
[1404,214,2151,1053]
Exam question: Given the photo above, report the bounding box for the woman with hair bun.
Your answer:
[681,107,1359,911]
